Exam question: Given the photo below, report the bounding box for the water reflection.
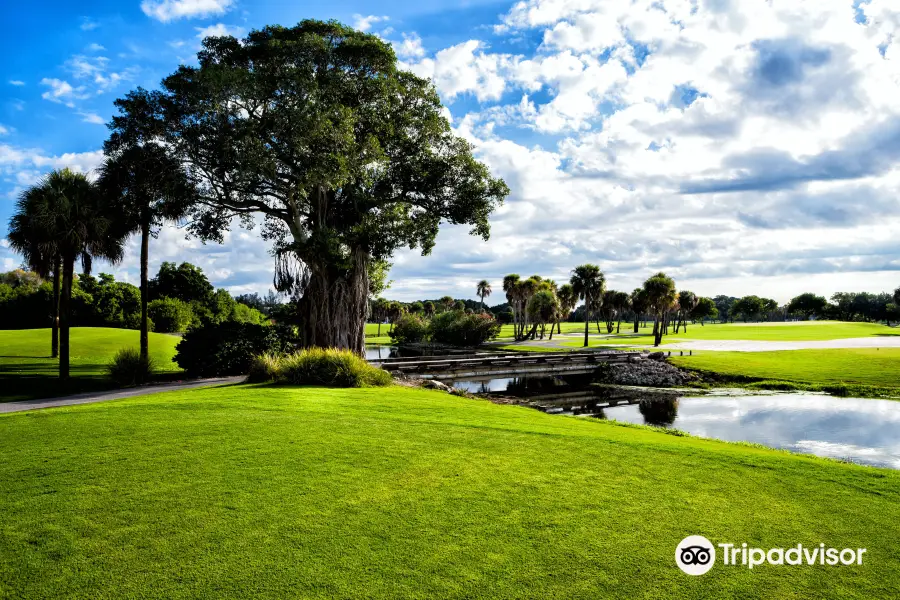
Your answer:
[638,399,679,426]
[446,372,900,469]
[606,394,900,469]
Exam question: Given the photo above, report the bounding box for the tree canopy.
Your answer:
[108,20,508,352]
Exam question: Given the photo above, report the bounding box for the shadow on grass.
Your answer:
[0,369,187,403]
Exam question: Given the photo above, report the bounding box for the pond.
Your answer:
[444,375,900,469]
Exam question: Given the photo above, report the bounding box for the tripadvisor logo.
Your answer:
[675,536,867,575]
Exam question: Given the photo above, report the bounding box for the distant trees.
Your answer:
[674,291,698,333]
[570,264,605,348]
[557,284,577,333]
[630,288,649,333]
[691,297,717,325]
[787,293,827,319]
[526,290,559,339]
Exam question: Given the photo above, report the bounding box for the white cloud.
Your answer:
[353,14,388,33]
[87,43,106,52]
[195,23,245,39]
[394,33,426,59]
[0,125,8,135]
[40,78,89,107]
[8,80,24,86]
[78,112,105,125]
[80,18,99,31]
[404,41,519,102]
[141,0,233,22]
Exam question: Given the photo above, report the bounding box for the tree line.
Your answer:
[0,262,270,334]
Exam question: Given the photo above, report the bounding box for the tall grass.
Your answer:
[247,348,391,388]
[106,347,156,386]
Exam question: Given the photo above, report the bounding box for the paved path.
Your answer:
[0,376,244,414]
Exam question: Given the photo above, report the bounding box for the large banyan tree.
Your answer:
[108,20,508,353]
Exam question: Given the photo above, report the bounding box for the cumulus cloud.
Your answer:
[8,80,24,86]
[141,0,233,22]
[196,23,245,39]
[40,78,89,107]
[352,14,389,33]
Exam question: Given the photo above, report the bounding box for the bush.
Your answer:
[122,312,153,332]
[428,310,501,346]
[247,352,282,383]
[277,348,391,387]
[106,347,155,386]
[389,314,429,344]
[174,321,299,377]
[148,297,194,333]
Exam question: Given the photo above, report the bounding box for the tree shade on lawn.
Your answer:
[0,385,898,598]
[0,328,181,402]
[109,20,508,354]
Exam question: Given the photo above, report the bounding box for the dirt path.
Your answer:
[0,376,244,414]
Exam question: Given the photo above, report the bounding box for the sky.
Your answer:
[2,0,900,304]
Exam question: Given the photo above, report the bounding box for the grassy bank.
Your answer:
[1,384,899,598]
[0,328,182,402]
[671,348,900,387]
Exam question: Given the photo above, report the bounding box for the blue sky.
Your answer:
[3,0,900,303]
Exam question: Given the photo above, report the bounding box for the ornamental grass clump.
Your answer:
[106,347,155,386]
[250,348,391,388]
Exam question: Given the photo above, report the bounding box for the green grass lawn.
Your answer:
[1,384,899,598]
[0,327,182,402]
[671,348,900,388]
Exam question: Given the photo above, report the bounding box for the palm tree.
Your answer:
[439,296,455,312]
[570,264,605,348]
[556,283,577,334]
[526,290,559,340]
[97,143,195,364]
[476,280,492,311]
[643,272,677,347]
[7,186,62,357]
[26,169,127,379]
[423,301,435,317]
[502,274,521,338]
[675,290,698,333]
[630,288,649,333]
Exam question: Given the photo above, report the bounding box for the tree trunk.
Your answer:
[140,217,150,363]
[583,294,590,347]
[653,317,661,346]
[633,315,639,334]
[296,249,368,355]
[59,255,74,379]
[51,254,60,358]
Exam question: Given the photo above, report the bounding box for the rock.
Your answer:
[598,358,696,387]
[648,351,666,361]
[422,380,453,392]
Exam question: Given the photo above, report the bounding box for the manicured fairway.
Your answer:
[0,328,182,402]
[1,384,899,598]
[671,348,900,388]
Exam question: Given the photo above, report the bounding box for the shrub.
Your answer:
[389,314,429,344]
[174,321,299,377]
[122,312,153,332]
[106,347,155,386]
[148,297,194,333]
[247,352,282,383]
[428,310,501,346]
[277,348,391,387]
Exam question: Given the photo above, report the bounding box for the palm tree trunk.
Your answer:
[59,255,74,380]
[140,217,150,363]
[51,254,61,358]
[583,294,590,347]
[633,314,639,334]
